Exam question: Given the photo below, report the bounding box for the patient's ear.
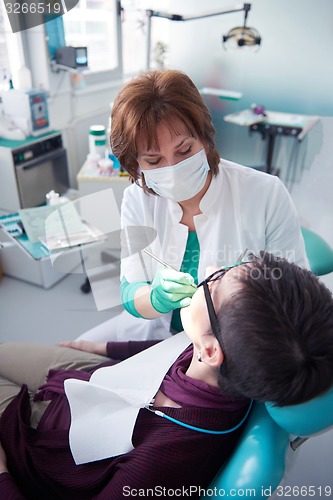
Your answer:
[200,336,224,368]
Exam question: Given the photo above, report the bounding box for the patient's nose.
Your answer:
[204,265,220,278]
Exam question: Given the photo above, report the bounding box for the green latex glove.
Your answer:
[150,268,196,314]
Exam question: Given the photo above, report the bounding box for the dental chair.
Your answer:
[301,227,333,276]
[202,230,333,499]
[204,388,333,499]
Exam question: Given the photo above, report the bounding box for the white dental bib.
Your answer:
[64,332,191,464]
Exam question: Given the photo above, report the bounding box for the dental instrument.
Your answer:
[143,248,197,288]
[236,248,248,262]
[145,399,253,435]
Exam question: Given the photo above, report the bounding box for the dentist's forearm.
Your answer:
[134,285,162,319]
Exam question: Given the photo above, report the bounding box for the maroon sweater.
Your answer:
[0,342,249,499]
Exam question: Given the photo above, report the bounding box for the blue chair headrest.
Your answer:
[265,385,333,436]
[301,226,333,276]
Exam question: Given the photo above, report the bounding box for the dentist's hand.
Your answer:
[150,269,196,314]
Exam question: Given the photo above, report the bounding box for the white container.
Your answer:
[45,189,70,206]
[0,222,81,289]
[89,125,106,158]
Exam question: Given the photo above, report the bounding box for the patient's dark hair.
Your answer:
[217,253,333,406]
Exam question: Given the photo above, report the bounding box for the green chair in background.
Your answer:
[301,226,333,276]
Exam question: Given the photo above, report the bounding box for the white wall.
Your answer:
[167,0,333,165]
[49,76,124,188]
[22,24,123,188]
[53,84,121,188]
[166,0,333,274]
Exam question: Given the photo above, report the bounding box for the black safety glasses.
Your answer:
[197,264,248,376]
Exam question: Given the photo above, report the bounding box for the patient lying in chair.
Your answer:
[1,253,333,499]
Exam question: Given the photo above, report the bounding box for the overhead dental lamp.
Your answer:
[223,26,261,49]
[222,4,261,50]
[145,3,261,68]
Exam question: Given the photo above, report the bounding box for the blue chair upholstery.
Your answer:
[204,387,333,499]
[202,403,290,499]
[301,227,333,276]
[266,385,333,437]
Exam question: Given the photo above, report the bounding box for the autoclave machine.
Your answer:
[0,131,69,211]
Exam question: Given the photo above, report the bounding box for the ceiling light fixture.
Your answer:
[222,4,261,50]
[145,3,262,68]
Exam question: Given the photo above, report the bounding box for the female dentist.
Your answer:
[77,69,308,342]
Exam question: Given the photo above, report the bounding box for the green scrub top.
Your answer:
[170,231,200,334]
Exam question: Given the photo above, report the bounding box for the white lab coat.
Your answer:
[78,159,308,342]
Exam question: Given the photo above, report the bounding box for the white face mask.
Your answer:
[141,149,210,202]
